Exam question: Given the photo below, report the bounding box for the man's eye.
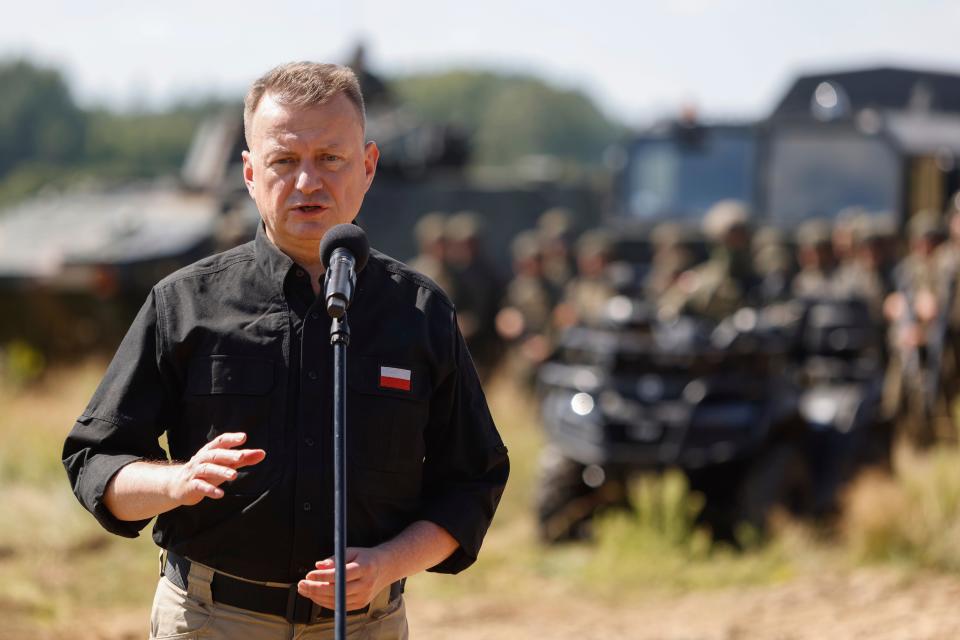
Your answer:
[323,155,341,163]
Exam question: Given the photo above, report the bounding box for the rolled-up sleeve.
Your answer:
[62,289,175,537]
[419,325,509,574]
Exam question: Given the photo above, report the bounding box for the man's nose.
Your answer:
[295,164,324,194]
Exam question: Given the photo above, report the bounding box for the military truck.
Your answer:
[535,65,960,542]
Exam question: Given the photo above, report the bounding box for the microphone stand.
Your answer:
[329,312,349,640]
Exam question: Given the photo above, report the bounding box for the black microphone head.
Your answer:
[320,223,370,273]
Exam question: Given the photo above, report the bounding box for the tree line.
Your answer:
[0,59,622,206]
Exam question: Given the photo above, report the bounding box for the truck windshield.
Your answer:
[766,130,900,227]
[624,128,756,222]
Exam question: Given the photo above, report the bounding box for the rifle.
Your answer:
[894,265,928,419]
[925,257,959,415]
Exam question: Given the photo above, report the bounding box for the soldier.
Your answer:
[791,219,839,299]
[659,200,763,321]
[883,210,949,447]
[932,196,960,439]
[554,229,617,330]
[537,207,576,292]
[832,206,868,267]
[496,231,559,383]
[407,211,456,296]
[644,222,697,299]
[752,226,796,302]
[834,215,897,325]
[444,211,503,377]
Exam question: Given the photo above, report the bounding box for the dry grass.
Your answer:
[843,446,960,571]
[4,360,960,638]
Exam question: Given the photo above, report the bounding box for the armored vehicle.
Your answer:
[0,62,600,356]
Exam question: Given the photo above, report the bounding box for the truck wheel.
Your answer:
[737,442,813,534]
[534,445,629,543]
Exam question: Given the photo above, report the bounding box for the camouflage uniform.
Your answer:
[645,222,697,299]
[557,229,617,328]
[444,211,503,376]
[659,200,763,321]
[497,231,561,384]
[833,217,896,325]
[407,212,456,297]
[537,207,576,293]
[883,210,951,446]
[751,226,795,302]
[791,219,840,299]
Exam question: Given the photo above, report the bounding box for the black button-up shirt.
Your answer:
[62,225,509,582]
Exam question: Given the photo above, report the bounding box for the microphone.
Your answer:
[320,224,370,318]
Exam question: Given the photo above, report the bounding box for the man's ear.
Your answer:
[242,150,255,198]
[363,141,380,191]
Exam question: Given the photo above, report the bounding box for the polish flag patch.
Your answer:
[379,366,412,391]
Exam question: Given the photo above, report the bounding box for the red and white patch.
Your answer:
[379,366,411,391]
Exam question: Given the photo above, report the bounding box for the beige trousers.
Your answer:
[149,557,408,640]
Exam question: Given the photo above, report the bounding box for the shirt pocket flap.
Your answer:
[186,355,275,396]
[348,356,430,402]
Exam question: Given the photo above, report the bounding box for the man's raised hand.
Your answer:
[167,432,266,506]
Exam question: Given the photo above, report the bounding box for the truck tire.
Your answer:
[737,442,813,534]
[534,445,629,543]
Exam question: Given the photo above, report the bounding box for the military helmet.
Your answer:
[908,209,945,240]
[511,230,543,261]
[796,218,833,248]
[702,200,750,241]
[414,211,447,246]
[575,229,613,259]
[537,207,574,240]
[446,210,482,243]
[650,222,685,248]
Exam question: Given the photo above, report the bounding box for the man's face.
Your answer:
[242,92,379,259]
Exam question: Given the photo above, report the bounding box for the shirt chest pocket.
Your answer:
[180,355,281,495]
[347,357,430,473]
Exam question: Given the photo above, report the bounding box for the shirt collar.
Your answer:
[254,222,297,291]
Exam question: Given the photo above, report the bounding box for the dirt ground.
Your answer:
[9,567,959,640]
[404,568,960,640]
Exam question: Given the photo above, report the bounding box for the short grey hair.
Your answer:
[243,62,366,147]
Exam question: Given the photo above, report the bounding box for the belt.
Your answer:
[164,551,404,625]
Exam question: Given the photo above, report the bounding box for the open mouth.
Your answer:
[293,205,327,214]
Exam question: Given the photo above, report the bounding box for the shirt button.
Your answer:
[308,371,318,381]
[303,502,312,512]
[295,269,305,278]
[304,437,314,447]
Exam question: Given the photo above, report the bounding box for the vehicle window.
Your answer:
[625,130,756,221]
[766,131,899,227]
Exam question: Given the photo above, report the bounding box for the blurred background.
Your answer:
[4,2,960,638]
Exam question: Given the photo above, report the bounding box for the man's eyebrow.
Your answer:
[262,143,295,156]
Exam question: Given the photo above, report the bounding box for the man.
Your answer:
[62,62,509,639]
[659,200,763,321]
[495,230,559,385]
[791,218,838,299]
[553,229,617,329]
[443,211,503,378]
[883,210,947,446]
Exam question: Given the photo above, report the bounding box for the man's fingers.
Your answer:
[199,432,247,452]
[306,563,363,582]
[199,448,266,469]
[297,579,372,610]
[191,478,224,499]
[193,462,239,485]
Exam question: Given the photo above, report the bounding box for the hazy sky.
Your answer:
[3,0,959,125]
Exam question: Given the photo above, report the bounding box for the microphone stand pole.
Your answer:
[330,313,350,640]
